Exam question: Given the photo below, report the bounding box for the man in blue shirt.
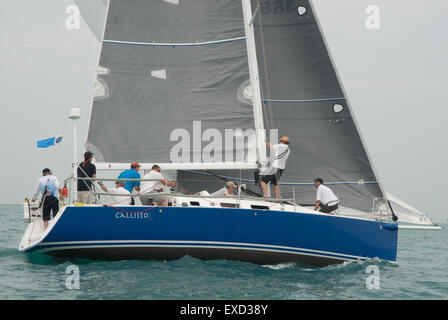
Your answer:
[117,162,141,205]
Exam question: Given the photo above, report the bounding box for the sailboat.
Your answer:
[19,0,399,267]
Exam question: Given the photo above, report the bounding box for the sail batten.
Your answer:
[102,37,247,47]
[262,97,345,103]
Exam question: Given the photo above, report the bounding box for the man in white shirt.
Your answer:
[32,168,61,229]
[211,181,237,197]
[314,178,339,214]
[98,181,132,205]
[260,136,291,199]
[139,165,175,206]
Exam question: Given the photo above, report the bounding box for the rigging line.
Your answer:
[262,97,346,103]
[102,36,247,47]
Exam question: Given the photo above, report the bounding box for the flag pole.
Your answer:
[69,108,81,201]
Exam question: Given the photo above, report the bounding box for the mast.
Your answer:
[241,0,267,170]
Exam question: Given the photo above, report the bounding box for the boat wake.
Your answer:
[262,262,298,270]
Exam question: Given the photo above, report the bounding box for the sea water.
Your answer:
[0,204,447,300]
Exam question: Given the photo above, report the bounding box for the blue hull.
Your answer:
[24,206,398,267]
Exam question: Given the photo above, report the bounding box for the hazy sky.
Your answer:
[0,0,447,222]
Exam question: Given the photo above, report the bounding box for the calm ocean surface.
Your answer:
[0,204,447,300]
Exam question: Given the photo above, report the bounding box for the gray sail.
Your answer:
[251,0,384,212]
[86,0,254,164]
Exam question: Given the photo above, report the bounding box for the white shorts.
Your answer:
[139,193,170,205]
[77,191,94,204]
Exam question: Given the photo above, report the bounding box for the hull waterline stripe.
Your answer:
[36,244,364,262]
[34,243,368,262]
[32,240,370,261]
[103,37,247,47]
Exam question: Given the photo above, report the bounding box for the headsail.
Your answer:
[250,0,385,212]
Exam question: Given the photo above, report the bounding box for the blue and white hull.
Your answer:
[20,203,398,267]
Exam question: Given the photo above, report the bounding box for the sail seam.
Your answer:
[182,170,378,186]
[102,37,247,47]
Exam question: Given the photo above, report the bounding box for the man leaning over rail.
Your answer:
[98,180,132,205]
[139,164,175,206]
[117,162,141,205]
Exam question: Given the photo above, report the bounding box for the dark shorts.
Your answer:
[319,203,339,214]
[42,196,59,221]
[261,169,284,186]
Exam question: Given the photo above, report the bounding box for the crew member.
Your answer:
[98,180,132,205]
[77,151,96,204]
[32,168,61,229]
[139,165,175,206]
[260,136,291,199]
[314,178,339,214]
[117,162,141,205]
[211,181,237,197]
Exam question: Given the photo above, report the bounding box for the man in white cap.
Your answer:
[260,136,291,199]
[211,181,237,197]
[33,168,62,229]
[98,180,132,205]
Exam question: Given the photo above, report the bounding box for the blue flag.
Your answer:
[37,135,63,148]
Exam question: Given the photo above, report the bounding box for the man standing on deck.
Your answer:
[260,136,291,199]
[77,151,96,204]
[118,162,141,205]
[314,178,339,214]
[139,164,175,206]
[33,168,61,229]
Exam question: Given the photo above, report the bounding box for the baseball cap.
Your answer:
[131,161,141,168]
